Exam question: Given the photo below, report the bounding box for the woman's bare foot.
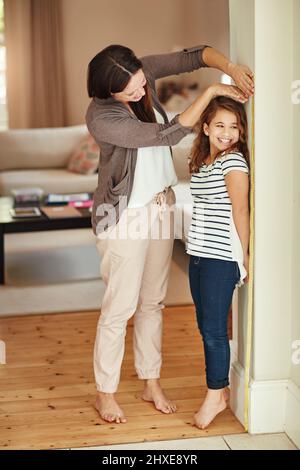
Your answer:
[141,379,177,414]
[194,388,227,429]
[94,392,127,424]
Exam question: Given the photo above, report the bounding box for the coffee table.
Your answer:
[0,196,92,285]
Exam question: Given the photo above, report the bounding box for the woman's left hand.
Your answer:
[227,63,254,98]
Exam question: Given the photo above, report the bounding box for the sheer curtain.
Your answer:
[4,0,67,128]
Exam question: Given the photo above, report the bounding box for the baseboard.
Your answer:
[230,361,245,426]
[230,361,297,435]
[285,379,300,448]
[248,378,288,433]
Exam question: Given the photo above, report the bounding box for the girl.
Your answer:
[187,96,250,429]
[86,43,253,424]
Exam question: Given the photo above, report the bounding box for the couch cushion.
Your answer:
[67,134,99,175]
[0,125,88,171]
[0,169,98,196]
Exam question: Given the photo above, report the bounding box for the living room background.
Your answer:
[3,0,229,129]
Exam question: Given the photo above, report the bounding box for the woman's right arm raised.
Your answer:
[178,84,249,128]
[87,85,248,149]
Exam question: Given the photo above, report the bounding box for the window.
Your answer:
[0,0,8,130]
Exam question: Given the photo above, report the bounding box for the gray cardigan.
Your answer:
[86,45,209,235]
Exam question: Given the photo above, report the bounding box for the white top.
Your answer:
[186,152,249,287]
[127,108,178,208]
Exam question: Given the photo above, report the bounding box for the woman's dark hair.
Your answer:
[189,96,250,173]
[87,44,156,123]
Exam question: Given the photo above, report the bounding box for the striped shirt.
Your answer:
[186,152,249,285]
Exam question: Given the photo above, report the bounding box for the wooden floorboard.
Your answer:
[0,306,244,449]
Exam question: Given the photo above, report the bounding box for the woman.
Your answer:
[86,43,254,424]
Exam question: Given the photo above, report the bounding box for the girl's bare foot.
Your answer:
[141,379,177,414]
[194,388,227,429]
[94,392,127,424]
[224,387,230,403]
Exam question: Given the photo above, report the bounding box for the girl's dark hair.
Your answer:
[87,44,156,123]
[189,96,250,173]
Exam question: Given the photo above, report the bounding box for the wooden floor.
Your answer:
[0,306,244,450]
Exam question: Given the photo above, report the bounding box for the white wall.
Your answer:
[61,0,229,125]
[230,0,300,445]
[291,0,300,391]
[254,0,293,382]
[231,0,292,382]
[229,0,254,370]
[286,0,300,447]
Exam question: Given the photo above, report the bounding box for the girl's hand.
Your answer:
[208,83,249,103]
[227,63,254,98]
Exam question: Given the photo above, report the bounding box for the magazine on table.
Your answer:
[44,193,91,205]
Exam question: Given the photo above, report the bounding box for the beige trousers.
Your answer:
[94,188,175,393]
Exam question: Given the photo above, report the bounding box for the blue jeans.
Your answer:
[189,256,240,390]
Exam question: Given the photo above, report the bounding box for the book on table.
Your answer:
[10,207,42,218]
[11,187,44,206]
[41,205,82,219]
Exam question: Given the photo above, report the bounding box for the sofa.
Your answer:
[0,123,194,242]
[0,125,98,196]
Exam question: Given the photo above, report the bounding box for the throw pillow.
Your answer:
[67,134,99,175]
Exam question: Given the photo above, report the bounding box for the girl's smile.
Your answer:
[203,109,240,157]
